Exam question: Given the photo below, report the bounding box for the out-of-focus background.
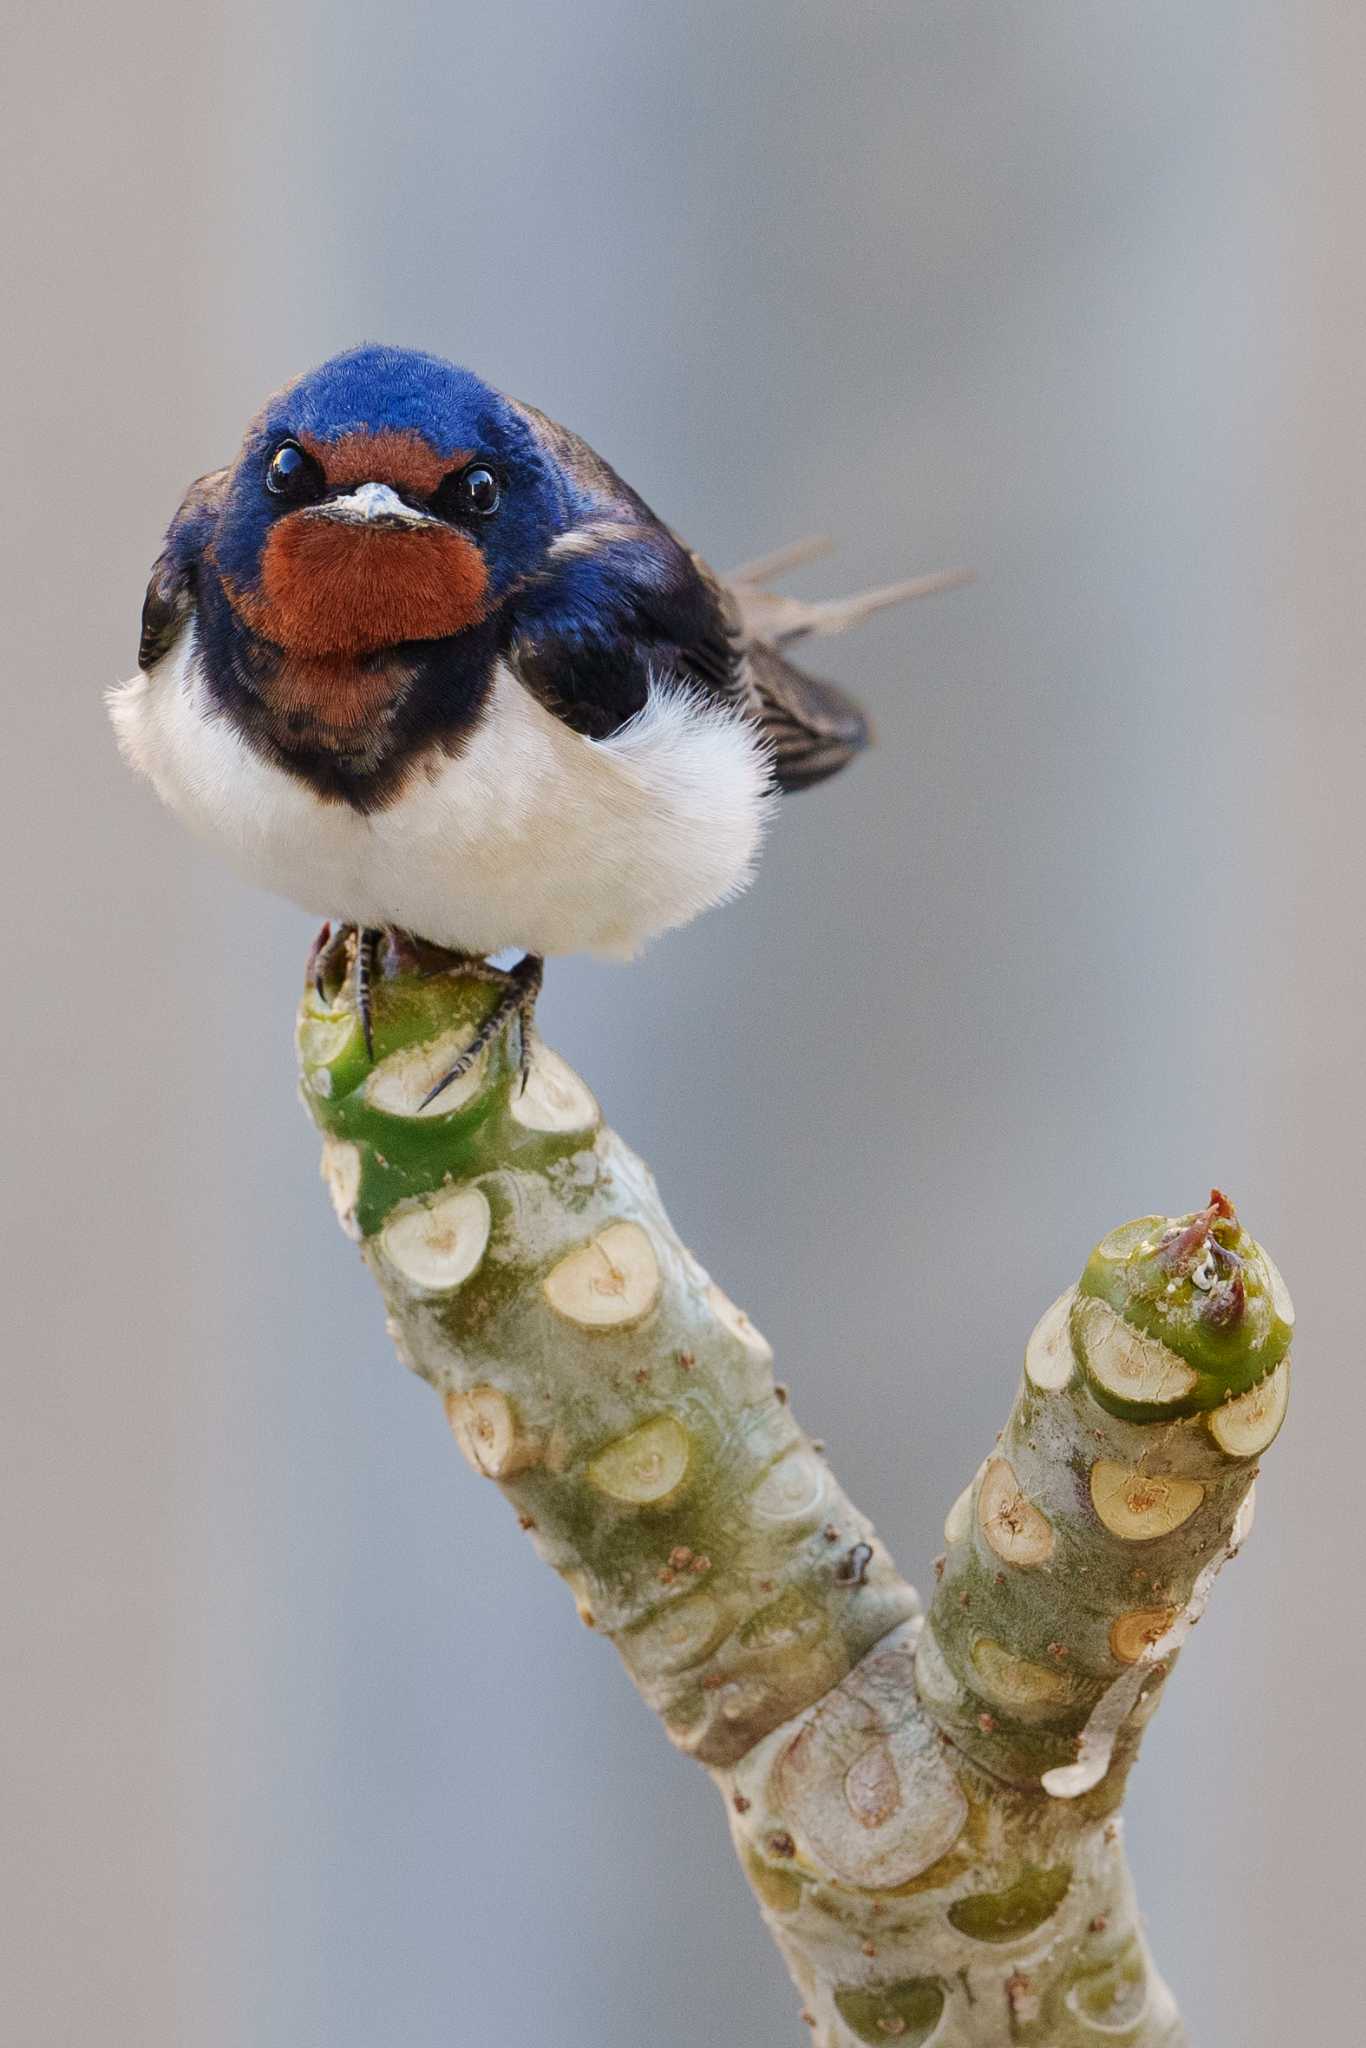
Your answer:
[3,5,1358,2042]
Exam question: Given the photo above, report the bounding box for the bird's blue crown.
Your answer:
[258,345,528,460]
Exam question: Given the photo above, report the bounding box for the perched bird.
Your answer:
[112,344,961,1096]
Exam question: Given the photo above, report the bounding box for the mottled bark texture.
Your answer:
[298,948,1292,2047]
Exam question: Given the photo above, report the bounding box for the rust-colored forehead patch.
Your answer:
[296,428,469,498]
[229,515,489,657]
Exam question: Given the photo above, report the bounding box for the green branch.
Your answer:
[298,947,1291,2047]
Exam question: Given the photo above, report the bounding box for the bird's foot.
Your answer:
[308,919,350,1003]
[306,925,544,1108]
[308,921,392,1058]
[416,951,544,1110]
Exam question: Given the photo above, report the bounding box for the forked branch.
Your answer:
[299,949,1291,2046]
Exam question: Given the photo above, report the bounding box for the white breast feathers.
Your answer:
[109,634,777,958]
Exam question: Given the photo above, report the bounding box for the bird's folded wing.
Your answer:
[743,640,871,792]
[715,539,969,792]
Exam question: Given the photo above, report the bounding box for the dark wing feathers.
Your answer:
[506,399,956,795]
[505,404,881,791]
[505,489,878,794]
[138,583,190,674]
[137,468,228,671]
[744,640,870,792]
[723,547,971,791]
[505,518,747,741]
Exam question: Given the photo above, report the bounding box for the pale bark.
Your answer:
[299,951,1291,2046]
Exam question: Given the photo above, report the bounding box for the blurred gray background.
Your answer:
[4,4,1357,2042]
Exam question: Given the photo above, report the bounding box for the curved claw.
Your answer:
[307,921,333,1000]
[310,921,352,1004]
[416,953,544,1110]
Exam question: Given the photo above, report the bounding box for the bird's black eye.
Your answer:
[434,462,502,520]
[462,465,500,514]
[265,439,324,502]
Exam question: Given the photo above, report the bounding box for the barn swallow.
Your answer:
[111,344,962,1096]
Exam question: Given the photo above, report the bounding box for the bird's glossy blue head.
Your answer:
[207,345,575,656]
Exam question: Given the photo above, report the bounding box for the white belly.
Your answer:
[108,629,775,958]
